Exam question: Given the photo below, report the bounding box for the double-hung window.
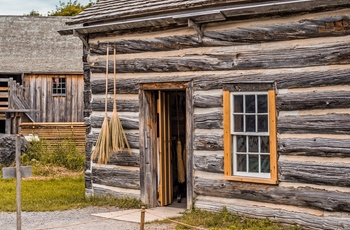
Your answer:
[223,83,278,184]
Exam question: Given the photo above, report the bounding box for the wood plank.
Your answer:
[279,137,350,157]
[277,90,350,111]
[90,114,139,129]
[186,82,194,209]
[194,110,222,129]
[278,114,350,134]
[268,90,278,184]
[76,75,84,122]
[194,133,223,151]
[91,97,139,112]
[90,12,350,54]
[223,90,231,177]
[195,195,350,230]
[279,160,350,187]
[41,76,47,122]
[66,75,72,122]
[194,177,350,212]
[92,165,140,190]
[91,65,350,94]
[90,37,350,73]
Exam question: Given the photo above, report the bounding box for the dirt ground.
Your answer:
[0,207,177,230]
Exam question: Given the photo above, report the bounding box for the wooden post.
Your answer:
[140,206,145,230]
[15,134,22,230]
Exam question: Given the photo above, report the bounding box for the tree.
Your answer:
[27,10,41,16]
[48,0,95,16]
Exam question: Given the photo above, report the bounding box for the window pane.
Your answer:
[258,115,268,132]
[245,115,255,132]
[261,155,270,173]
[248,136,258,152]
[248,155,259,172]
[234,115,244,132]
[236,135,246,152]
[245,95,255,113]
[233,95,243,113]
[258,95,267,113]
[260,136,269,153]
[236,154,247,172]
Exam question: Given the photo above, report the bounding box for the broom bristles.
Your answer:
[110,109,131,155]
[91,116,110,164]
[177,140,185,183]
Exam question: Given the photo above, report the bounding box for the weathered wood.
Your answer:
[279,160,350,187]
[91,15,350,54]
[194,133,223,151]
[194,110,222,129]
[88,131,139,149]
[194,177,350,212]
[93,185,140,199]
[90,39,350,73]
[186,82,194,209]
[90,115,139,130]
[195,196,350,230]
[277,91,350,111]
[279,137,350,157]
[278,114,350,134]
[194,154,224,173]
[193,94,222,108]
[92,165,140,189]
[91,66,350,94]
[91,98,139,112]
[92,150,139,166]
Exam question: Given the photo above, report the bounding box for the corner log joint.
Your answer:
[188,19,204,43]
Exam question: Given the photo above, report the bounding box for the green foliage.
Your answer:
[27,10,41,16]
[48,0,95,16]
[22,137,84,171]
[0,174,142,212]
[172,207,301,230]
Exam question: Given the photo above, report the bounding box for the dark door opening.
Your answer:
[157,90,187,207]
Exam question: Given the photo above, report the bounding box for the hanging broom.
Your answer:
[91,45,111,164]
[176,93,185,183]
[110,45,131,155]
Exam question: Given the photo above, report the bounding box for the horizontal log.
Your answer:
[92,165,139,190]
[92,150,139,167]
[277,90,350,111]
[91,66,350,94]
[93,185,140,199]
[194,110,222,129]
[91,98,139,112]
[194,177,350,212]
[194,133,223,151]
[279,160,350,187]
[194,154,224,173]
[279,137,350,157]
[195,196,350,230]
[91,14,350,54]
[90,38,350,73]
[90,115,139,130]
[278,114,350,134]
[193,94,222,108]
[88,131,139,149]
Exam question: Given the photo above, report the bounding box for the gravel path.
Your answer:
[0,207,176,230]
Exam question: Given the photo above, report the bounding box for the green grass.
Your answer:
[0,173,142,212]
[170,208,301,230]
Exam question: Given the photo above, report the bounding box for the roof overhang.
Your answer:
[58,0,350,36]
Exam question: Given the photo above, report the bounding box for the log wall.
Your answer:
[83,8,350,227]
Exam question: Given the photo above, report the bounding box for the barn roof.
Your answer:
[0,16,82,74]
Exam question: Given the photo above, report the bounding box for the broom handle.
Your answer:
[113,46,117,111]
[105,45,109,115]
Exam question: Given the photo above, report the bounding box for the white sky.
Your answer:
[0,0,93,16]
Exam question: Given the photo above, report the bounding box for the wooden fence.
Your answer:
[20,122,86,153]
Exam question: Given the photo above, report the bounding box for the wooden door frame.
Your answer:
[139,81,193,209]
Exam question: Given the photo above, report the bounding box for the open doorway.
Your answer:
[157,90,186,207]
[139,82,193,209]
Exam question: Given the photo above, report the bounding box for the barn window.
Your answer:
[223,84,277,184]
[52,77,66,96]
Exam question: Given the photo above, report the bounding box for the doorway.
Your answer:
[139,82,193,209]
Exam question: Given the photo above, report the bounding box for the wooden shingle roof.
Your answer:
[67,0,267,25]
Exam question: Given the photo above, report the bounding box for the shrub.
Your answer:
[22,137,84,171]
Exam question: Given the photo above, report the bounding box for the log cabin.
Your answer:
[0,16,85,146]
[60,0,350,228]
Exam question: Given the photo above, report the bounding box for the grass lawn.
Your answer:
[0,170,141,212]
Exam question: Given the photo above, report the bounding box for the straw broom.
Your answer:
[91,45,111,164]
[110,46,131,155]
[176,93,185,183]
